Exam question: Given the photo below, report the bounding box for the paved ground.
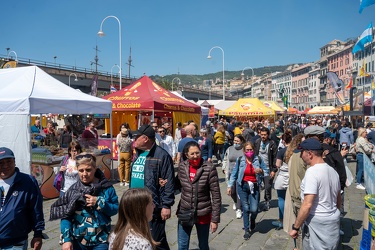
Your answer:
[34,158,366,250]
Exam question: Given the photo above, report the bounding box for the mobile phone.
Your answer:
[341,143,348,150]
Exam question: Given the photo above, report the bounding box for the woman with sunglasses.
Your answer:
[227,142,265,240]
[50,153,119,250]
[58,141,82,196]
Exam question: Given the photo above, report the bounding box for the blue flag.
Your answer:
[352,23,373,54]
[359,0,375,13]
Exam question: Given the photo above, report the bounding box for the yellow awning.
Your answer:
[219,98,275,116]
[262,101,285,112]
[307,106,338,115]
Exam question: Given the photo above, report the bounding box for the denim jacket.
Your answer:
[228,155,267,188]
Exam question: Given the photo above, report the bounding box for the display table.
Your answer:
[31,153,112,199]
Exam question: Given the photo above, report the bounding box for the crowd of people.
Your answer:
[1,114,373,250]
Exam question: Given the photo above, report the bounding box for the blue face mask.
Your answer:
[234,143,242,150]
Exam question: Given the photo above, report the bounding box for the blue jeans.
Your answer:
[356,153,364,184]
[1,240,27,250]
[237,181,260,231]
[178,223,210,250]
[276,189,286,221]
[72,241,109,250]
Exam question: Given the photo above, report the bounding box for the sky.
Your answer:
[2,1,375,78]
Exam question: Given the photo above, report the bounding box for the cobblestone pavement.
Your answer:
[34,159,365,250]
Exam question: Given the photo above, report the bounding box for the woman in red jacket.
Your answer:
[176,141,222,250]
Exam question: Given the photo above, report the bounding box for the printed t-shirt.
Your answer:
[130,151,149,188]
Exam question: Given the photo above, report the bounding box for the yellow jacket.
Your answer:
[214,131,225,144]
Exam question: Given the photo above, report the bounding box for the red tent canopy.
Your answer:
[102,75,201,114]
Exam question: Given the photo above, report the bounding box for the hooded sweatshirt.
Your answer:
[339,127,354,146]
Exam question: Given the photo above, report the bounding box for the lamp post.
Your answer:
[7,50,18,61]
[111,64,121,87]
[98,15,122,90]
[69,73,78,87]
[207,46,225,100]
[171,77,181,91]
[241,66,254,83]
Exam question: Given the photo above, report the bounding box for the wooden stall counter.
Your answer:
[31,162,60,199]
[31,153,112,200]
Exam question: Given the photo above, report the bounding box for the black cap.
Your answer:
[133,124,155,138]
[294,138,323,153]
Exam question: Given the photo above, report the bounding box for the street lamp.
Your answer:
[69,73,78,87]
[171,77,181,91]
[98,15,122,90]
[241,66,254,83]
[111,64,121,87]
[7,50,18,61]
[207,46,225,100]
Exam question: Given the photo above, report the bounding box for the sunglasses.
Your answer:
[76,154,95,161]
[158,130,165,133]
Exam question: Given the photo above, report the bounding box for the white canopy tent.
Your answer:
[0,66,112,174]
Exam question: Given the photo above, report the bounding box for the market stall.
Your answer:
[262,100,285,114]
[102,75,201,134]
[218,98,275,117]
[0,66,112,198]
[307,106,339,115]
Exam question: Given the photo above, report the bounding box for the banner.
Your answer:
[209,106,215,118]
[90,75,98,96]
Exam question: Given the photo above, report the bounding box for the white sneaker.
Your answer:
[125,182,129,187]
[356,184,366,190]
[233,203,237,210]
[120,182,125,186]
[236,209,242,219]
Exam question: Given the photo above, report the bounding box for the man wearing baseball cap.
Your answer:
[0,147,45,250]
[130,124,175,249]
[289,139,341,249]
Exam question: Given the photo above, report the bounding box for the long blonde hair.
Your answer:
[284,134,304,164]
[111,188,158,250]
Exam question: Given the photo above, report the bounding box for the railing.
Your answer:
[0,54,138,79]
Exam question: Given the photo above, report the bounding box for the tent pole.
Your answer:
[138,111,141,128]
[109,113,114,181]
[152,110,155,122]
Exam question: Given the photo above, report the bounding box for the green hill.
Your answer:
[149,65,292,89]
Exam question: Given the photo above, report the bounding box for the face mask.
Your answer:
[188,157,202,167]
[245,151,254,159]
[234,143,242,150]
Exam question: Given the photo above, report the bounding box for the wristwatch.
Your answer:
[292,224,300,231]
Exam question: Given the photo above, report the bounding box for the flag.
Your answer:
[90,75,98,96]
[359,0,375,13]
[110,85,117,93]
[352,23,373,54]
[346,76,353,90]
[359,60,370,77]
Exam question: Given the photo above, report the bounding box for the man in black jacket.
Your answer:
[131,124,175,250]
[254,127,278,211]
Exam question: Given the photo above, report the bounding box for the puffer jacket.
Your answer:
[177,160,221,223]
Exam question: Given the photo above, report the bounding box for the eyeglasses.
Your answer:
[76,154,95,161]
[158,130,165,133]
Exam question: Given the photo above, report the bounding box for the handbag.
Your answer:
[53,172,64,191]
[177,181,198,227]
